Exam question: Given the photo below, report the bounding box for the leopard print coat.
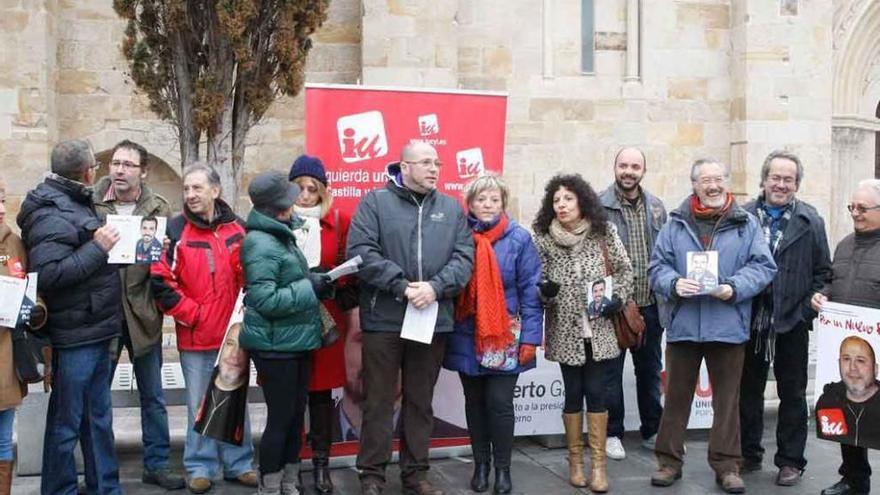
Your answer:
[534,223,633,365]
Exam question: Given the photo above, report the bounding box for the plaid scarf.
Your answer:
[750,197,795,362]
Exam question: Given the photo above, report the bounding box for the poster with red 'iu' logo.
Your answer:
[304,84,508,215]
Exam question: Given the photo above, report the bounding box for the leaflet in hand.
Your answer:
[106,215,167,265]
[401,301,438,344]
[15,272,38,327]
[0,275,28,327]
[686,250,719,295]
[326,255,362,281]
[586,275,613,320]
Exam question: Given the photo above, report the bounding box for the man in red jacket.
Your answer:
[151,163,256,494]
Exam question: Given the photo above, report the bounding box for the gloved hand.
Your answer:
[537,278,560,299]
[310,265,330,274]
[518,344,537,366]
[308,272,336,300]
[600,295,624,317]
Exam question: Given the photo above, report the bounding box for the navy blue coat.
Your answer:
[444,219,544,375]
[17,175,121,349]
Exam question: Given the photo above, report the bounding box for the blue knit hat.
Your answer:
[289,154,328,186]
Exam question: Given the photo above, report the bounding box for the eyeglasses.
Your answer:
[403,159,442,169]
[695,176,726,186]
[110,159,141,169]
[847,204,880,214]
[766,175,796,185]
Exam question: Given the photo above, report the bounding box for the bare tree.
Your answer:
[113,0,329,207]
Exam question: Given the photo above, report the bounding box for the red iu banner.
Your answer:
[305,84,508,215]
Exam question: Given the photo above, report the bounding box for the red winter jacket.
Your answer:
[150,200,245,351]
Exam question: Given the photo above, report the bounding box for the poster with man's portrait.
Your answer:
[586,276,613,320]
[106,214,167,264]
[814,302,880,449]
[686,250,719,295]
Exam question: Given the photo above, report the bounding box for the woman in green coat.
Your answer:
[240,170,336,495]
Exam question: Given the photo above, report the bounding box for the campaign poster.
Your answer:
[814,302,880,449]
[106,215,167,265]
[587,276,614,320]
[686,250,719,295]
[304,84,508,214]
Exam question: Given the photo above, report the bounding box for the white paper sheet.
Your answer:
[400,301,438,344]
[326,255,362,281]
[106,214,168,265]
[0,275,27,327]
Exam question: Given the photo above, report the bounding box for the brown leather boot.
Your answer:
[562,412,588,487]
[587,412,609,493]
[0,460,12,495]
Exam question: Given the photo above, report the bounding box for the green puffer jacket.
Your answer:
[239,209,321,353]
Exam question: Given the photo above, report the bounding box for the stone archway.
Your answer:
[832,0,880,242]
[95,150,184,214]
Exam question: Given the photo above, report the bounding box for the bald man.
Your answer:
[599,147,668,460]
[347,142,474,495]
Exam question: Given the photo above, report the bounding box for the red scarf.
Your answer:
[456,214,513,354]
[690,193,734,220]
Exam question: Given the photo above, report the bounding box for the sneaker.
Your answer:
[225,471,259,488]
[187,477,213,494]
[641,433,657,451]
[606,436,626,460]
[143,468,186,490]
[716,472,745,494]
[650,466,682,487]
[775,466,802,487]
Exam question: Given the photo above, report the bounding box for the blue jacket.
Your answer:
[649,197,777,344]
[444,219,544,375]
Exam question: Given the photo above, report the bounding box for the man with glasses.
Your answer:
[17,139,123,494]
[649,158,776,493]
[93,140,184,490]
[738,150,831,486]
[812,179,880,495]
[347,142,474,495]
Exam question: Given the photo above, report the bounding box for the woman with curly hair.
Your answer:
[533,174,633,493]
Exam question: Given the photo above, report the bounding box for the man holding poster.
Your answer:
[811,179,880,495]
[347,142,474,495]
[93,140,184,490]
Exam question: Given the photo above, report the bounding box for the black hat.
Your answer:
[248,170,301,213]
[289,154,328,185]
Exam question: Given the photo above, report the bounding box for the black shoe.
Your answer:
[470,463,490,492]
[740,458,762,473]
[143,468,186,490]
[822,479,870,495]
[493,468,511,495]
[313,457,334,494]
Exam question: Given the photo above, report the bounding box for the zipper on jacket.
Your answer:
[410,194,425,281]
[848,403,864,446]
[370,289,378,315]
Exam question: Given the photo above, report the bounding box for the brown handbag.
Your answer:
[600,240,646,349]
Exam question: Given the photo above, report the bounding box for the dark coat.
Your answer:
[346,164,475,333]
[443,219,544,376]
[743,197,832,333]
[598,184,667,253]
[816,380,880,449]
[239,209,321,353]
[93,176,173,357]
[824,229,880,309]
[17,175,122,349]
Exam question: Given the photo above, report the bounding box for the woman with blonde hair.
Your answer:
[444,174,543,494]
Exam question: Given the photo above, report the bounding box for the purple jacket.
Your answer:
[443,219,544,376]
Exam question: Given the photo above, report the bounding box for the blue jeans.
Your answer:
[179,350,254,480]
[605,304,664,439]
[42,341,120,495]
[0,408,14,461]
[111,333,171,472]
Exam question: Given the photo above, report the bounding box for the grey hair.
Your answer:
[51,139,95,181]
[182,162,222,189]
[690,158,729,182]
[463,173,510,211]
[857,179,880,203]
[761,150,804,187]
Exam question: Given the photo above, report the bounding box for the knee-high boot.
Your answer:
[309,393,334,494]
[562,412,588,487]
[587,412,609,493]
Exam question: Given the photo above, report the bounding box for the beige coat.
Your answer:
[534,223,633,365]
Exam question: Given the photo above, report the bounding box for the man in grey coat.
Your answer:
[347,141,474,495]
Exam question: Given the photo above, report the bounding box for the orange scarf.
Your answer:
[690,193,734,219]
[456,214,513,353]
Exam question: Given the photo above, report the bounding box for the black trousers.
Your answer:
[739,323,809,470]
[560,340,610,413]
[459,373,518,469]
[840,444,871,492]
[356,332,447,485]
[253,354,312,474]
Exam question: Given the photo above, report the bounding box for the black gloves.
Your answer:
[600,295,623,317]
[308,272,335,300]
[537,278,560,299]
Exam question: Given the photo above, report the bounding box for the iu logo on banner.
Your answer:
[455,148,485,180]
[818,408,848,436]
[418,114,440,137]
[336,111,389,164]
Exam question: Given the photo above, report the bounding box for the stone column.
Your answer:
[624,0,640,81]
[831,125,876,243]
